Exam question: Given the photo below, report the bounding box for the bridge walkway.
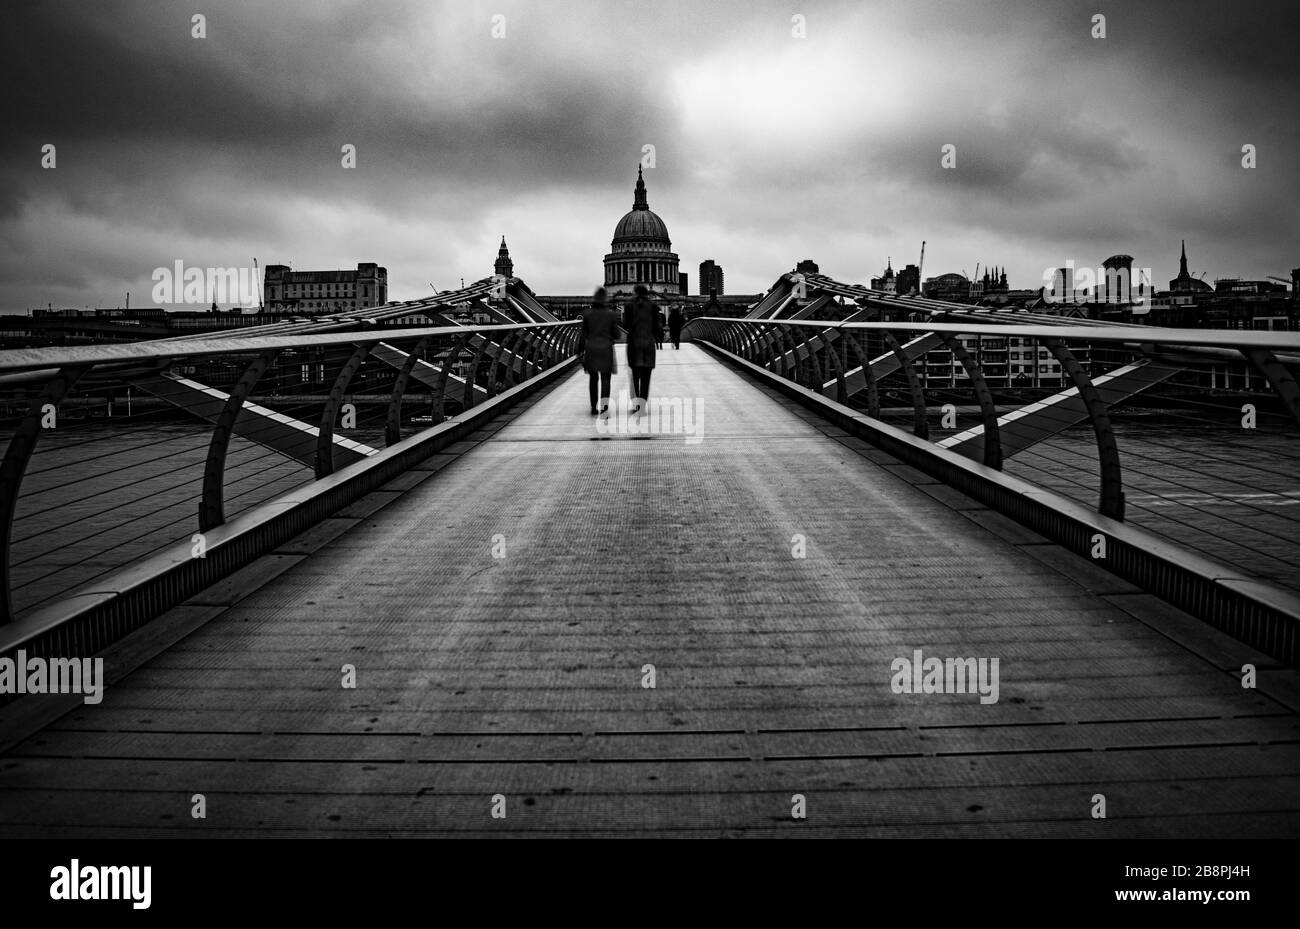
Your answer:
[1,345,1297,836]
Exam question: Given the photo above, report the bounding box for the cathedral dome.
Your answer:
[603,166,681,297]
[613,208,670,244]
[611,166,671,247]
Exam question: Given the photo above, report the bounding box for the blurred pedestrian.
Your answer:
[623,285,661,413]
[577,286,619,415]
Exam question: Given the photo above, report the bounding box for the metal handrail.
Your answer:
[0,320,581,624]
[684,315,1300,530]
[685,316,1300,353]
[0,321,579,375]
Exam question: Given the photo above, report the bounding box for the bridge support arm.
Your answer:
[202,351,278,530]
[1044,338,1124,520]
[818,329,849,403]
[883,330,929,439]
[0,366,89,623]
[385,337,432,448]
[940,334,1002,469]
[841,331,880,418]
[803,332,827,389]
[316,345,370,478]
[1243,349,1300,430]
[436,334,475,422]
[463,337,492,410]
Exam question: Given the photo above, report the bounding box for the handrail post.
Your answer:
[883,330,929,439]
[940,333,1002,469]
[759,324,782,370]
[518,327,539,378]
[435,333,474,422]
[0,365,89,624]
[842,329,880,417]
[1044,337,1125,520]
[463,336,491,410]
[202,351,279,528]
[777,327,803,383]
[316,344,370,478]
[820,326,849,402]
[488,330,519,393]
[384,337,431,448]
[801,330,826,389]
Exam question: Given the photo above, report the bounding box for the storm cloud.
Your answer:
[2,0,1297,310]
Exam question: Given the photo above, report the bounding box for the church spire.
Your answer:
[633,165,649,210]
[494,236,513,278]
[1178,239,1189,278]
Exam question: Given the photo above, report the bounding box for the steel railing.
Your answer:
[685,315,1300,600]
[0,320,579,625]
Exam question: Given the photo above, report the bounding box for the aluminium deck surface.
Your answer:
[2,344,1297,837]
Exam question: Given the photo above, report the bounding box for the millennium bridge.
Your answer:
[0,270,1297,837]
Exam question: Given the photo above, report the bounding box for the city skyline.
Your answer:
[0,0,1297,857]
[3,0,1298,311]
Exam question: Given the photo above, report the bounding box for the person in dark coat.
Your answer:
[668,306,684,350]
[623,285,661,412]
[577,287,619,415]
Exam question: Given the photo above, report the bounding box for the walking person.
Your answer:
[655,307,665,349]
[578,287,619,416]
[623,285,661,414]
[668,306,684,350]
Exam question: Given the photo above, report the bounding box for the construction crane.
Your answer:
[917,240,926,295]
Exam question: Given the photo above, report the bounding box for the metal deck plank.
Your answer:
[2,345,1296,836]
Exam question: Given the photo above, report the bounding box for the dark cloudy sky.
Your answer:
[3,0,1298,311]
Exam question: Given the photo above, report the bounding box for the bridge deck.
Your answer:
[2,345,1298,837]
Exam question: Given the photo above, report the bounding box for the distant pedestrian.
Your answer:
[668,306,684,350]
[578,287,619,415]
[623,285,661,413]
[655,307,665,349]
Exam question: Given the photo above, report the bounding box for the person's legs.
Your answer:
[632,368,651,403]
[599,371,612,412]
[588,371,598,413]
[628,367,644,412]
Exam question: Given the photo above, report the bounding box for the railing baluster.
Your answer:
[1044,337,1125,520]
[0,365,89,624]
[436,333,475,422]
[385,337,432,448]
[202,351,279,529]
[316,344,370,478]
[940,333,1001,469]
[883,330,928,439]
